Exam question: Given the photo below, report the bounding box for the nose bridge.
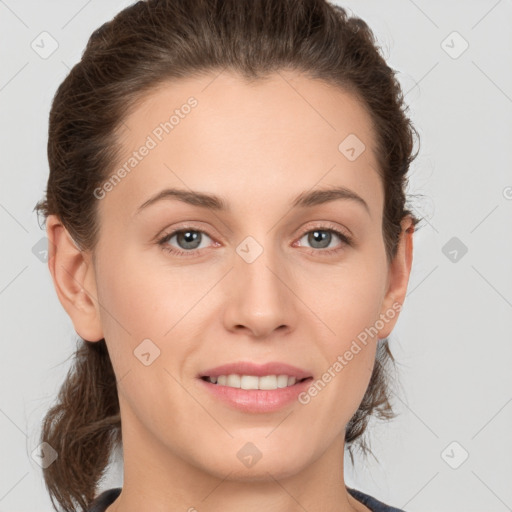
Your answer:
[226,233,295,336]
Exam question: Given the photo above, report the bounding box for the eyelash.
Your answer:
[157,223,353,259]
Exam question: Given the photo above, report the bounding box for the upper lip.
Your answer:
[198,361,313,380]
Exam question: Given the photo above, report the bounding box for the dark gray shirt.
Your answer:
[88,487,406,512]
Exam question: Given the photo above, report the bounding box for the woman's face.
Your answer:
[75,71,412,480]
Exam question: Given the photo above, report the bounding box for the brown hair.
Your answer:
[34,0,421,509]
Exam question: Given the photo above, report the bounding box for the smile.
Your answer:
[201,374,311,390]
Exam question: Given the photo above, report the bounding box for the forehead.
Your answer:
[99,70,383,223]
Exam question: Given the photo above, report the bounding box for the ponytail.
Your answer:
[40,340,121,511]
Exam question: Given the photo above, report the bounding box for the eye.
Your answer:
[295,224,352,256]
[156,223,353,259]
[157,228,216,258]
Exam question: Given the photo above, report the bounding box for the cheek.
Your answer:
[94,248,178,370]
[305,254,388,343]
[96,243,185,332]
[94,253,195,420]
[94,248,213,395]
[299,255,386,417]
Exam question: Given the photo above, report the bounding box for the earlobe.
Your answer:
[377,215,415,339]
[46,215,104,342]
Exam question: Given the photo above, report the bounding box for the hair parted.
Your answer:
[34,0,421,510]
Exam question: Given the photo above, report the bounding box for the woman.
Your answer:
[34,0,420,510]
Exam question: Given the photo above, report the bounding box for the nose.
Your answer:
[222,243,297,339]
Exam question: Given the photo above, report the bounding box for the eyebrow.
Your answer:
[136,186,370,215]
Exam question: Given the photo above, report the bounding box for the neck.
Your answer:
[106,402,369,512]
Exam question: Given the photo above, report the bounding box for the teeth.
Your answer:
[207,374,300,390]
[226,374,241,388]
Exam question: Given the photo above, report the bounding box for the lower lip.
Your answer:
[198,377,313,413]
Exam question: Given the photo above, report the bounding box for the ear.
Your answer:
[46,215,104,342]
[376,215,415,339]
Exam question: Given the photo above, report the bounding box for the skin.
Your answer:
[46,70,414,512]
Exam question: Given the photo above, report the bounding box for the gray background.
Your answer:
[1,1,511,510]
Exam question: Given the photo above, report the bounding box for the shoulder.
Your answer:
[347,487,406,512]
[87,487,122,512]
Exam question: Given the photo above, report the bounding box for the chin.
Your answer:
[197,444,314,482]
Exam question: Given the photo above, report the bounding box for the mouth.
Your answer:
[200,374,313,390]
[197,362,314,413]
[197,361,313,391]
